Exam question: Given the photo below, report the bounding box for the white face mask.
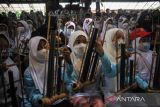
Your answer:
[37,49,48,62]
[65,29,74,38]
[73,43,87,58]
[122,23,129,29]
[17,27,25,33]
[139,42,150,52]
[107,24,113,29]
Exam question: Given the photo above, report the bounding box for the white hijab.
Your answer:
[18,20,31,40]
[100,18,115,40]
[83,18,93,35]
[103,28,125,94]
[118,16,128,29]
[28,36,48,94]
[63,21,76,38]
[15,20,31,50]
[0,24,11,42]
[0,31,15,49]
[26,20,34,32]
[0,31,10,44]
[103,28,124,64]
[68,30,88,76]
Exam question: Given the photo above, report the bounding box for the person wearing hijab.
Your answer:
[23,36,73,107]
[63,21,76,41]
[0,34,20,107]
[15,20,31,54]
[26,20,35,33]
[130,28,153,90]
[0,24,15,56]
[103,28,125,63]
[94,16,103,34]
[62,30,117,107]
[114,28,154,107]
[118,16,129,30]
[62,21,76,44]
[129,17,137,30]
[100,18,116,40]
[102,28,126,107]
[0,24,14,56]
[117,16,130,45]
[13,20,31,77]
[83,18,93,36]
[23,36,49,107]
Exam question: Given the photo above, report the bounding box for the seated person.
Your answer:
[62,30,117,107]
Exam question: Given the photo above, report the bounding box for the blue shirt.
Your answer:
[63,53,117,94]
[23,69,43,107]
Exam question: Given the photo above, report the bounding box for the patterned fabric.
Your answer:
[23,69,42,107]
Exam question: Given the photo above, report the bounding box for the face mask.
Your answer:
[139,42,150,52]
[37,49,48,62]
[73,43,86,58]
[65,29,74,37]
[17,27,25,33]
[107,24,113,29]
[67,29,74,33]
[122,23,129,29]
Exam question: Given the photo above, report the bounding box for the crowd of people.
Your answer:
[0,7,160,107]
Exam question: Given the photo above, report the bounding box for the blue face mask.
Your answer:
[141,42,150,52]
